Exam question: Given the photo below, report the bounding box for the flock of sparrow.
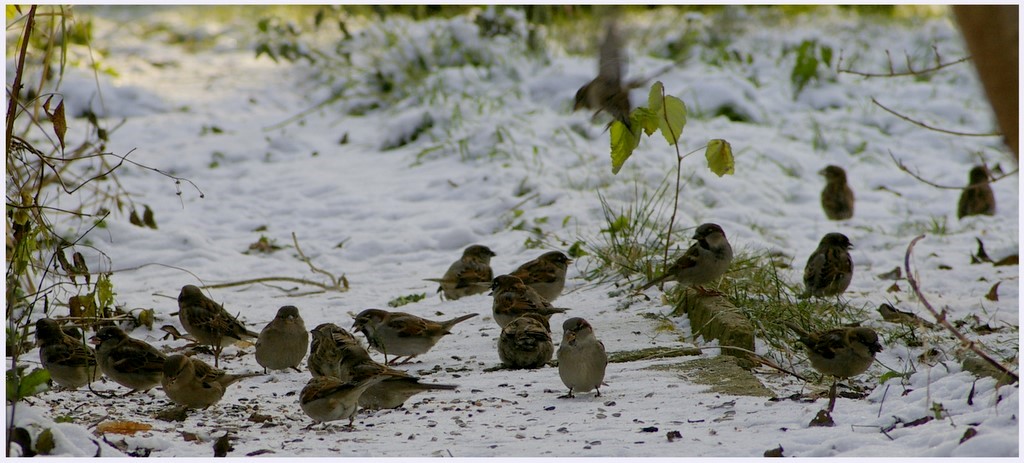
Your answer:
[32,19,1000,434]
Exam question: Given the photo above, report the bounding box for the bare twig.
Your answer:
[903,235,1018,384]
[837,47,971,78]
[872,98,1001,137]
[291,232,347,290]
[888,150,1019,190]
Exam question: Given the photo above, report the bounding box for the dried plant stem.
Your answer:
[888,150,1017,190]
[903,235,1018,384]
[873,98,1000,137]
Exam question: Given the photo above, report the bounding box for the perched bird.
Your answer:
[177,285,259,367]
[91,326,166,394]
[490,274,569,328]
[639,223,734,293]
[35,318,100,389]
[351,309,478,365]
[574,19,632,130]
[801,233,854,298]
[557,317,608,398]
[819,165,854,220]
[299,375,394,429]
[784,322,882,412]
[425,245,496,301]
[161,354,259,409]
[498,313,554,369]
[308,323,361,379]
[509,251,572,302]
[958,165,996,219]
[255,305,309,373]
[335,343,458,409]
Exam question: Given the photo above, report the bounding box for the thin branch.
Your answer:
[904,235,1018,384]
[837,47,971,78]
[202,276,340,292]
[872,98,1001,137]
[5,6,36,158]
[888,150,1018,190]
[291,232,347,289]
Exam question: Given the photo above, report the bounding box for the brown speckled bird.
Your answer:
[36,318,101,389]
[91,326,166,395]
[299,374,395,429]
[255,306,309,373]
[335,342,458,409]
[161,354,259,409]
[509,251,572,302]
[557,317,608,398]
[819,165,854,220]
[574,20,631,130]
[957,165,996,219]
[640,223,733,293]
[351,309,478,365]
[426,245,496,301]
[490,274,569,328]
[785,322,882,412]
[308,322,361,379]
[498,313,554,370]
[177,285,259,367]
[801,233,854,298]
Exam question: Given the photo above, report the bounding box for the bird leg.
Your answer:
[558,389,575,399]
[290,366,301,373]
[693,286,725,297]
[213,345,223,368]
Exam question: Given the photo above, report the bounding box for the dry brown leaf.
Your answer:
[985,281,1000,301]
[96,421,153,435]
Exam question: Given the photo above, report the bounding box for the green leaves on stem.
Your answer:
[608,81,733,177]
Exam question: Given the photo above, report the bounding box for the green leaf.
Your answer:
[96,273,114,309]
[609,120,639,174]
[657,95,687,146]
[705,139,735,176]
[632,107,659,137]
[567,240,589,258]
[8,367,51,401]
[647,81,665,114]
[36,429,55,455]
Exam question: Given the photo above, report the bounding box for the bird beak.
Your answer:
[89,336,101,345]
[817,168,827,176]
[564,330,577,346]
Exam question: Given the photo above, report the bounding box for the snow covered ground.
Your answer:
[7,6,1019,458]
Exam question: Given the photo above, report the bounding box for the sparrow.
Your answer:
[574,19,632,130]
[557,317,608,398]
[784,321,882,412]
[639,223,734,293]
[351,309,478,365]
[335,342,458,409]
[957,165,996,219]
[490,274,570,328]
[299,374,395,429]
[509,250,572,302]
[35,318,100,389]
[425,245,496,301]
[91,326,166,394]
[177,285,259,367]
[308,322,361,379]
[161,354,259,409]
[498,313,554,369]
[819,165,854,220]
[801,233,854,298]
[255,305,309,373]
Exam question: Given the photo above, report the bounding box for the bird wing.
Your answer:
[43,338,97,367]
[389,315,431,338]
[110,341,165,374]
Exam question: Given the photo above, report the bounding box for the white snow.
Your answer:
[6,6,1018,458]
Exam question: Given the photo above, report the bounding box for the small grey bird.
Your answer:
[785,322,882,412]
[819,165,854,220]
[509,251,572,302]
[498,313,554,370]
[308,323,361,379]
[91,326,166,394]
[574,19,631,130]
[161,354,259,409]
[801,233,854,298]
[351,309,478,365]
[557,317,608,398]
[299,374,395,429]
[177,285,259,367]
[335,342,458,409]
[490,274,569,328]
[640,223,734,293]
[426,245,496,301]
[957,165,996,219]
[255,305,308,373]
[35,318,100,389]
